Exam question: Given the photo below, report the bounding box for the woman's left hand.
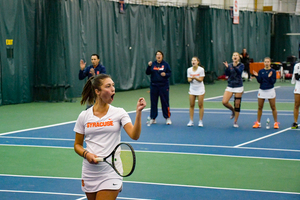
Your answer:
[137,97,146,111]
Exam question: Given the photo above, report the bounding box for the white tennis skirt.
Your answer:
[81,160,122,193]
[294,82,300,94]
[225,86,244,93]
[257,88,276,99]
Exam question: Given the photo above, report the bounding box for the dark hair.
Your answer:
[155,50,164,58]
[80,74,111,105]
[91,54,100,60]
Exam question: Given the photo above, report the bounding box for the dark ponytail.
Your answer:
[80,74,111,105]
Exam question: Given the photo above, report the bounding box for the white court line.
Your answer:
[234,127,291,147]
[203,86,280,101]
[0,190,152,200]
[0,189,84,197]
[0,174,299,196]
[0,109,143,136]
[127,141,300,153]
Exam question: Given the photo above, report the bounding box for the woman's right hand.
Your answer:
[223,61,228,68]
[148,61,152,66]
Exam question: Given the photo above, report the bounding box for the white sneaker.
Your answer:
[150,119,156,124]
[166,118,172,125]
[198,120,203,127]
[233,122,239,128]
[187,120,194,127]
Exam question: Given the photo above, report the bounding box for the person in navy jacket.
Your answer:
[252,57,279,129]
[222,52,244,128]
[146,50,172,125]
[79,54,106,80]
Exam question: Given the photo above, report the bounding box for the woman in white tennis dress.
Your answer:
[291,62,300,129]
[187,57,205,127]
[74,74,146,200]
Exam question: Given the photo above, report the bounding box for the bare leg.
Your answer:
[96,190,120,200]
[257,98,265,122]
[294,94,300,123]
[222,91,234,116]
[233,92,243,123]
[268,98,277,122]
[198,94,205,120]
[189,95,196,121]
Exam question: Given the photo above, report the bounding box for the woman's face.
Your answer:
[156,52,163,63]
[96,78,115,104]
[232,53,240,62]
[264,58,271,68]
[191,58,199,67]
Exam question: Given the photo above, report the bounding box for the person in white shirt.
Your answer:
[291,62,300,129]
[187,57,205,127]
[73,74,146,200]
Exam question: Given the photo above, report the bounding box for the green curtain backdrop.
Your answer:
[0,0,299,105]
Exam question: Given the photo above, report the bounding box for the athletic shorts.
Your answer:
[257,88,276,99]
[225,86,244,93]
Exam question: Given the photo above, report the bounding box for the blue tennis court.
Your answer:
[0,106,299,200]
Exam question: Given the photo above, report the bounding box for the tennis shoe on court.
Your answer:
[252,121,261,128]
[166,118,172,125]
[233,122,239,128]
[274,122,279,129]
[187,120,194,127]
[198,121,203,127]
[291,122,298,129]
[150,119,156,124]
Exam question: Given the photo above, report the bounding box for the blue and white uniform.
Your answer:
[74,105,131,193]
[255,68,276,99]
[225,62,244,93]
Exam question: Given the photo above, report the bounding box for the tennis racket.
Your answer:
[95,143,136,177]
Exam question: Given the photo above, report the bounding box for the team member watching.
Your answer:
[79,54,106,80]
[222,52,244,128]
[187,57,205,127]
[74,74,146,200]
[252,57,279,129]
[146,50,172,125]
[291,62,300,129]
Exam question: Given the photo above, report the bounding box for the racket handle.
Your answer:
[95,157,104,162]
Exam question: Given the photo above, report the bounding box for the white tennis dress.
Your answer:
[74,105,132,193]
[292,63,300,94]
[187,66,205,95]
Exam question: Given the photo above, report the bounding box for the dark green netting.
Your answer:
[0,0,299,105]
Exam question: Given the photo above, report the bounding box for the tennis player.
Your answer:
[73,74,146,200]
[222,52,244,128]
[252,57,279,129]
[291,62,300,129]
[187,57,205,127]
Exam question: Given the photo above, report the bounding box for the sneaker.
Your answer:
[230,111,235,119]
[274,122,279,129]
[233,122,239,128]
[150,119,156,124]
[198,120,203,127]
[291,122,298,129]
[252,121,261,128]
[166,118,172,125]
[187,120,194,127]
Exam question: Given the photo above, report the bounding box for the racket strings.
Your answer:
[113,144,135,177]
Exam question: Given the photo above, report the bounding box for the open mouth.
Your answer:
[111,94,115,100]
